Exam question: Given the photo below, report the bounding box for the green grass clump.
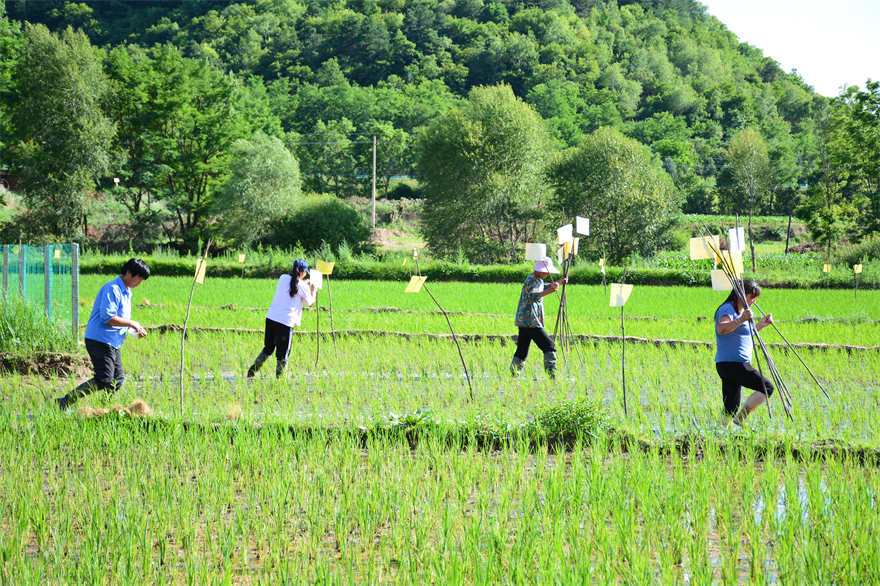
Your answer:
[532,396,610,439]
[0,297,76,354]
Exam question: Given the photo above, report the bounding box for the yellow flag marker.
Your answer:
[12,246,18,254]
[238,254,245,263]
[557,246,565,265]
[823,264,831,273]
[402,258,407,266]
[404,275,427,293]
[854,264,863,274]
[609,284,633,307]
[53,249,61,259]
[572,238,580,255]
[195,259,207,284]
[717,250,744,274]
[599,258,605,267]
[413,250,419,260]
[689,236,719,260]
[711,270,733,291]
[316,259,335,275]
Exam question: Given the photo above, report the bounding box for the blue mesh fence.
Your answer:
[1,243,80,338]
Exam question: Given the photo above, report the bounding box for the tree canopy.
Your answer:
[417,84,551,262]
[2,0,869,254]
[548,126,679,264]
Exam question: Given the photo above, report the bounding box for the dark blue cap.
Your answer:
[293,259,309,274]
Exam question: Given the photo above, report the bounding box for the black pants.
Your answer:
[716,361,774,416]
[514,327,555,361]
[261,318,294,362]
[85,338,125,391]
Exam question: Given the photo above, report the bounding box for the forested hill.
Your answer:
[7,0,822,163]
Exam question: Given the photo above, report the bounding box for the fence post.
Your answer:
[44,245,53,318]
[71,243,79,339]
[18,245,25,297]
[2,245,7,303]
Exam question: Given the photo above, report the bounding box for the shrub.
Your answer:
[268,195,375,255]
[385,182,422,200]
[836,233,880,265]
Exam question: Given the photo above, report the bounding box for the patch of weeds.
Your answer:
[388,409,435,433]
[530,397,611,439]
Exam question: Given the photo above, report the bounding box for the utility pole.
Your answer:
[371,135,377,229]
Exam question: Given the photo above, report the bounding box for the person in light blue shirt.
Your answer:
[714,279,774,427]
[56,259,150,411]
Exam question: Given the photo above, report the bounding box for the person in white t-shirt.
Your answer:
[246,259,316,379]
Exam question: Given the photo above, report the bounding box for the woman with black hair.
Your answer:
[714,279,775,427]
[247,259,316,379]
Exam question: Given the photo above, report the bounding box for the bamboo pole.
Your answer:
[314,253,320,369]
[753,302,831,400]
[180,240,211,412]
[326,273,339,361]
[416,259,473,399]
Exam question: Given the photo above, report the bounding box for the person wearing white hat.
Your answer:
[510,256,567,378]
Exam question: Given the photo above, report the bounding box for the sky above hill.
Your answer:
[700,0,880,97]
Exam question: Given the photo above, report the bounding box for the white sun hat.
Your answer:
[532,257,560,274]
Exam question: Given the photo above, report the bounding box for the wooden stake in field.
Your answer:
[180,240,211,412]
[823,263,831,290]
[405,251,473,399]
[238,253,246,279]
[313,253,320,368]
[609,278,633,416]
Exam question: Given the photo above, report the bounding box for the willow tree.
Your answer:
[548,126,679,265]
[724,127,772,271]
[417,84,551,263]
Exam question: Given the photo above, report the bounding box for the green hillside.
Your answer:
[1,0,876,256]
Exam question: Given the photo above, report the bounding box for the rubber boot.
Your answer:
[510,356,525,376]
[59,378,98,411]
[275,360,288,379]
[543,351,557,380]
[247,352,270,379]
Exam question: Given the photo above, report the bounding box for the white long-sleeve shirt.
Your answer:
[265,275,315,327]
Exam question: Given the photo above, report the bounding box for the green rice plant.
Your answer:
[0,297,76,353]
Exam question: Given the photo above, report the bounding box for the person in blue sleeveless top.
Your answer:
[714,279,774,427]
[511,256,567,379]
[56,258,151,411]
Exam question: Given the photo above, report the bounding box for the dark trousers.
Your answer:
[68,338,125,403]
[514,327,555,361]
[85,338,125,391]
[716,361,775,416]
[261,318,294,362]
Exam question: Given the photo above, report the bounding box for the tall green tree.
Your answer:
[723,127,771,271]
[106,44,251,248]
[417,84,551,262]
[6,23,118,238]
[215,132,301,245]
[0,0,21,171]
[798,100,866,259]
[548,126,679,265]
[838,81,880,237]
